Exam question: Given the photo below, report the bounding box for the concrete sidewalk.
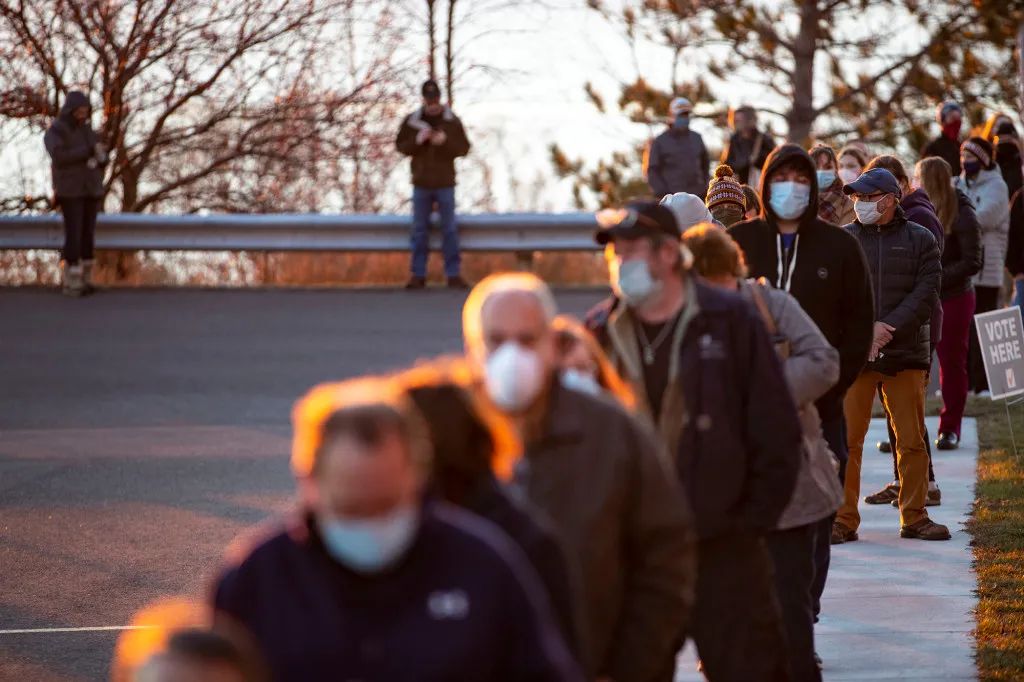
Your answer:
[676,417,978,681]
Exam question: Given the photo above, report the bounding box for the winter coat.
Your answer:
[587,277,803,541]
[43,91,106,199]
[742,280,843,530]
[729,143,875,422]
[845,208,941,375]
[941,189,983,299]
[922,135,962,176]
[213,503,582,682]
[956,167,1010,289]
[901,188,945,345]
[646,127,710,199]
[516,381,696,682]
[396,107,471,189]
[1000,143,1024,276]
[997,141,1023,200]
[720,130,776,186]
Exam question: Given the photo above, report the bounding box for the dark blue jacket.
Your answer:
[43,91,106,199]
[213,502,582,682]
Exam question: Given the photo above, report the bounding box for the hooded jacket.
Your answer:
[845,208,941,375]
[901,188,945,344]
[956,167,1010,288]
[214,502,582,682]
[396,106,471,189]
[645,127,710,199]
[942,189,983,298]
[728,144,875,421]
[922,134,962,176]
[43,91,106,199]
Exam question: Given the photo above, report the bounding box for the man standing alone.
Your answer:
[396,80,471,290]
[645,98,709,199]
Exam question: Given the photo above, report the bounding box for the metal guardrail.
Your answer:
[0,213,601,252]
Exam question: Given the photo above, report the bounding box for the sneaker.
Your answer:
[878,440,892,453]
[865,482,900,505]
[405,276,426,290]
[891,487,942,507]
[936,432,960,450]
[831,521,858,544]
[446,275,470,289]
[900,517,951,540]
[977,389,992,399]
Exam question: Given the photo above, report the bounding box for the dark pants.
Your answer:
[969,285,1000,392]
[691,533,788,682]
[811,412,846,618]
[59,196,98,265]
[410,186,460,278]
[767,524,822,682]
[937,290,977,437]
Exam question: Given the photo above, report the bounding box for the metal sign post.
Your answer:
[975,306,1024,459]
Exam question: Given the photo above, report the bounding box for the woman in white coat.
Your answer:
[957,136,1010,395]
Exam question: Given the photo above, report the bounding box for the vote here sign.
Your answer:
[975,307,1024,400]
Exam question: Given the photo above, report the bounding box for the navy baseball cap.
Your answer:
[842,168,902,197]
[594,200,680,245]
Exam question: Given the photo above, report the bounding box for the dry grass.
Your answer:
[0,250,611,287]
[965,396,1024,680]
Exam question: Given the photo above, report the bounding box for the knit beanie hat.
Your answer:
[660,192,714,231]
[962,137,995,170]
[706,165,746,211]
[937,100,962,124]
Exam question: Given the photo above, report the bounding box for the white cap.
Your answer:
[669,97,693,117]
[660,192,713,231]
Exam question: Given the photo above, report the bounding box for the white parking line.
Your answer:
[0,625,154,635]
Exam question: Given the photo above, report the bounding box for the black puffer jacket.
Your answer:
[396,106,471,189]
[941,189,983,299]
[43,91,106,198]
[845,209,941,375]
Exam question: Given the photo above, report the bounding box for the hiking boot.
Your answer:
[446,275,470,289]
[900,518,951,541]
[81,259,97,295]
[865,482,900,505]
[62,263,85,297]
[831,521,858,544]
[936,432,960,450]
[878,440,892,453]
[405,276,426,290]
[894,487,941,507]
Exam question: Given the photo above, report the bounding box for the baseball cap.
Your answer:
[594,201,680,245]
[422,80,442,100]
[669,97,692,117]
[842,168,902,197]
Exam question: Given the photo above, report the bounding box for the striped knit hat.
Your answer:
[706,165,746,211]
[961,137,995,170]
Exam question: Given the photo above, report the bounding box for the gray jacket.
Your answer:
[743,280,843,529]
[646,128,709,199]
[515,381,696,682]
[43,91,106,199]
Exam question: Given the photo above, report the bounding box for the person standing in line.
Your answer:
[837,145,868,186]
[742,184,762,220]
[586,201,801,681]
[704,164,748,228]
[985,116,1024,310]
[922,101,965,177]
[836,168,950,542]
[645,97,710,199]
[917,157,982,450]
[809,144,855,226]
[958,137,1010,397]
[463,272,697,682]
[552,315,637,409]
[720,105,776,186]
[43,90,108,297]
[213,377,582,681]
[396,79,471,290]
[683,222,842,682]
[859,155,944,504]
[660,191,716,231]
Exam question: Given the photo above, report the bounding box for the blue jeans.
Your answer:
[411,186,460,278]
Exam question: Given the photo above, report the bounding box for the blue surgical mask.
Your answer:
[769,181,811,220]
[816,170,837,188]
[319,506,419,573]
[674,114,690,129]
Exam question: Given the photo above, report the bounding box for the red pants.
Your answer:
[937,289,976,436]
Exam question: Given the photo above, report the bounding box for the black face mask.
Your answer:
[712,205,745,228]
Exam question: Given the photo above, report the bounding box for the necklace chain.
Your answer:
[636,313,681,365]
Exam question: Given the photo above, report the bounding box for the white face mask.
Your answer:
[816,170,837,188]
[561,368,602,397]
[612,258,661,307]
[838,168,860,185]
[768,181,811,220]
[319,505,419,573]
[484,342,547,412]
[853,198,884,225]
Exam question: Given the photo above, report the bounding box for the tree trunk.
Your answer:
[445,0,457,106]
[786,0,819,144]
[427,0,437,81]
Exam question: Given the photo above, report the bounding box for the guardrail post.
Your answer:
[515,250,534,272]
